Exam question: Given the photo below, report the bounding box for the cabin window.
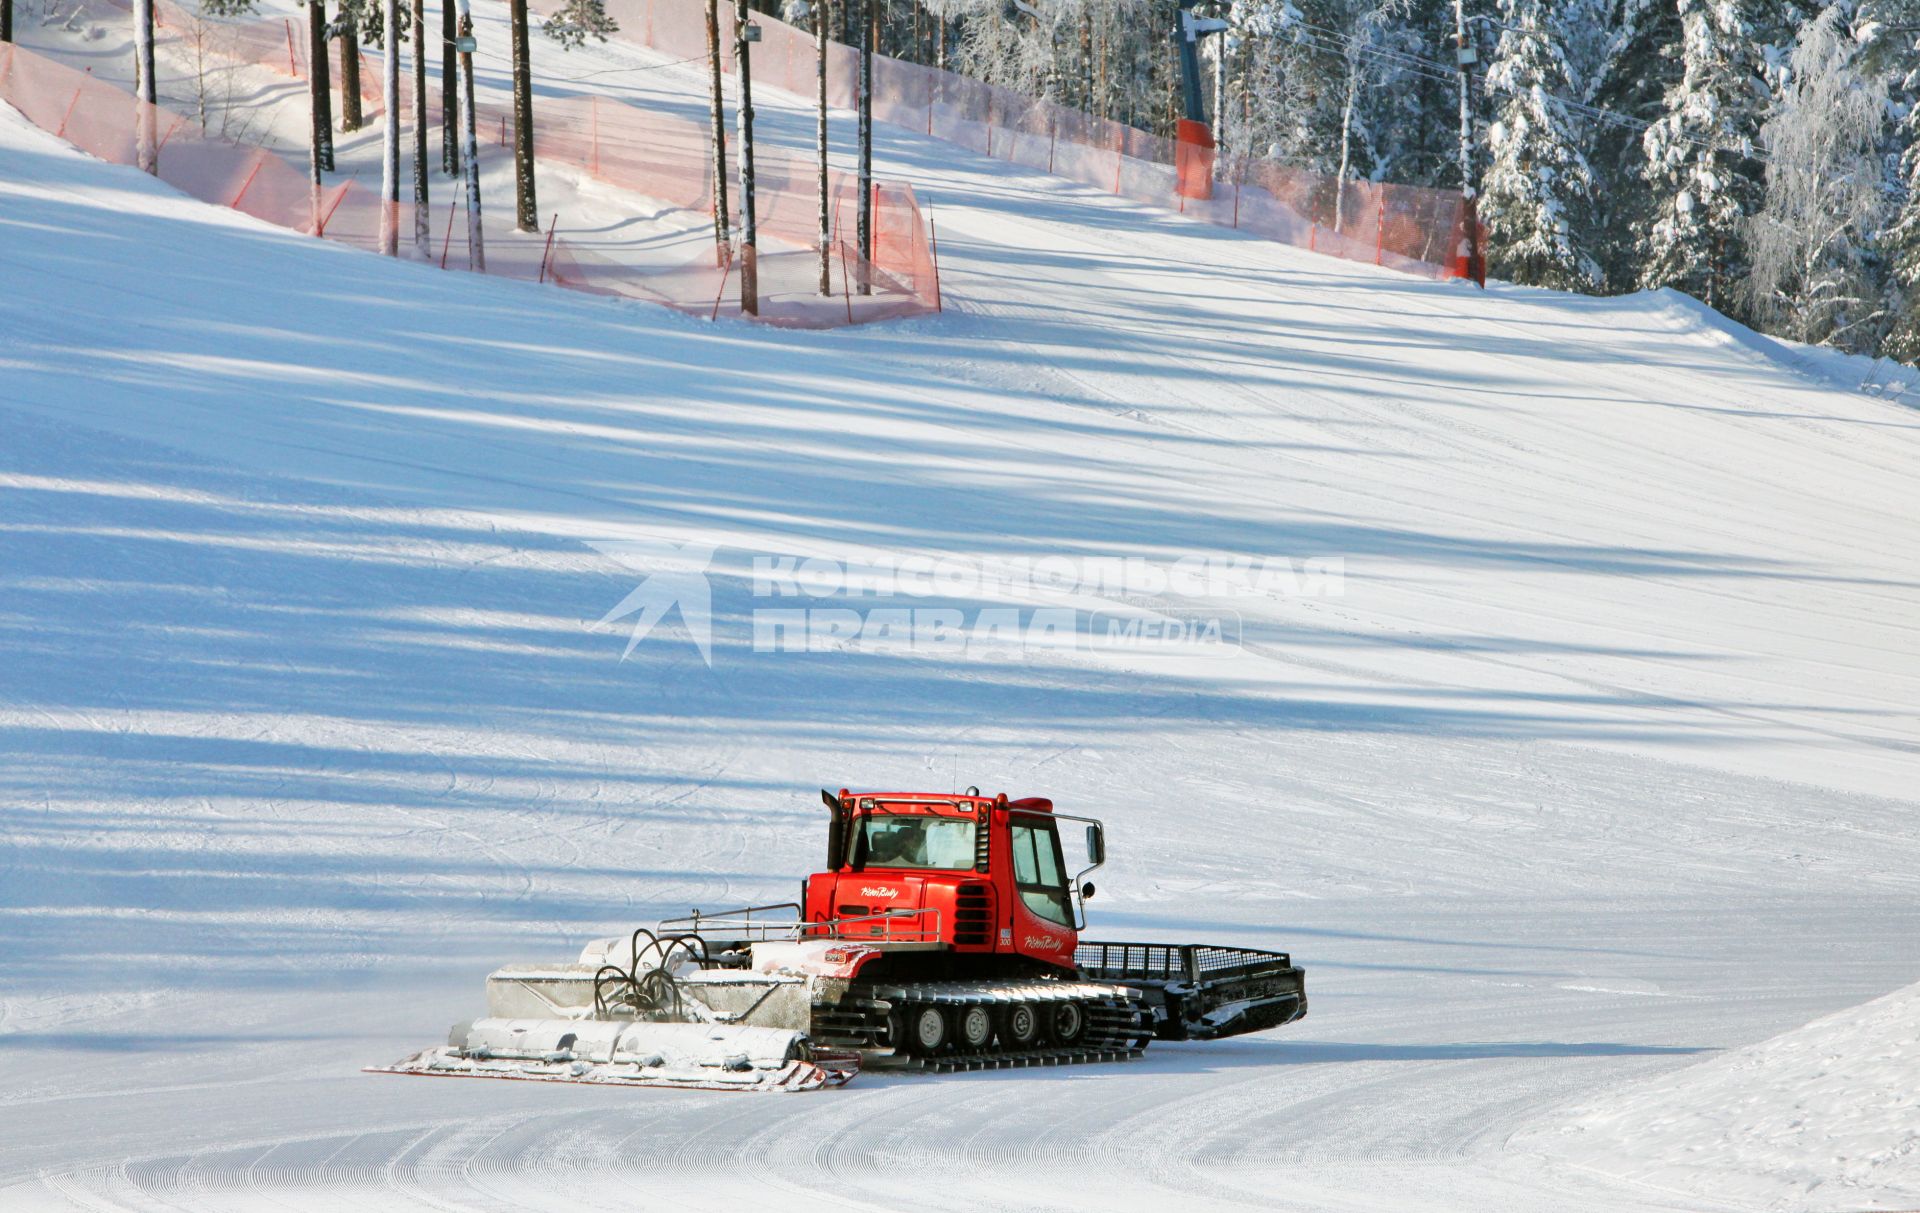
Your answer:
[1008,819,1072,926]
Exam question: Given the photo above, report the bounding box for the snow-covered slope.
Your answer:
[5,10,1920,1208]
[1525,979,1920,1211]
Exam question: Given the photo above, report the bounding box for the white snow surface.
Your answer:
[1524,978,1920,1211]
[5,5,1920,1208]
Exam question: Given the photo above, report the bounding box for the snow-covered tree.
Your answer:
[1580,0,1682,287]
[1480,0,1603,289]
[1638,0,1783,313]
[543,0,617,49]
[1869,0,1920,360]
[1747,5,1889,351]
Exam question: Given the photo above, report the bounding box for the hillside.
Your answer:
[4,11,1920,1207]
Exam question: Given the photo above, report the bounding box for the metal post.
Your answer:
[456,0,484,270]
[1452,0,1481,287]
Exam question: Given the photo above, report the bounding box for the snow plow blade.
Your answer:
[366,1018,860,1092]
[1075,942,1307,1041]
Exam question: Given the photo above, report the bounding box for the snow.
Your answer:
[4,3,1920,1208]
[1523,979,1920,1210]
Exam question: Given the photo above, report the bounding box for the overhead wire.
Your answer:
[1269,18,1773,166]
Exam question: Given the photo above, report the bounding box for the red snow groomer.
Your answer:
[372,789,1307,1090]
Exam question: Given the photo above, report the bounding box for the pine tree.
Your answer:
[1585,0,1682,289]
[1480,0,1603,289]
[543,0,617,48]
[504,0,617,235]
[1638,0,1779,314]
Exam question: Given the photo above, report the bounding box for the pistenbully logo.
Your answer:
[589,539,717,666]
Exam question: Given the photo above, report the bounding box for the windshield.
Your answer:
[856,813,979,870]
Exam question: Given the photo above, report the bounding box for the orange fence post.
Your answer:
[440,199,456,268]
[318,183,349,235]
[710,244,735,321]
[1376,190,1385,265]
[54,85,82,138]
[539,211,558,282]
[286,19,299,76]
[229,152,267,208]
[927,198,941,313]
[838,238,853,324]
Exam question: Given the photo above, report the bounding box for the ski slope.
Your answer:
[1524,979,1920,1210]
[5,6,1920,1207]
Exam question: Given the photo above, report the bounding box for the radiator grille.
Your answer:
[954,882,992,946]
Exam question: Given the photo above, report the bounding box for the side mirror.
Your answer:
[1080,881,1096,900]
[1085,824,1105,867]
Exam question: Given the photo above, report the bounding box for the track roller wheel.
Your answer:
[958,1004,993,1051]
[1051,1000,1086,1044]
[908,1004,949,1055]
[1003,1002,1039,1047]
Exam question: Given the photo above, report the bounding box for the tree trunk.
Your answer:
[133,0,156,173]
[309,0,335,171]
[734,0,757,314]
[1335,61,1356,233]
[412,0,429,253]
[380,0,399,254]
[1080,13,1091,112]
[3,0,14,45]
[706,0,730,253]
[457,1,484,269]
[1212,22,1224,155]
[817,0,830,296]
[441,0,458,174]
[340,14,363,132]
[308,7,325,225]
[857,0,871,294]
[510,0,537,231]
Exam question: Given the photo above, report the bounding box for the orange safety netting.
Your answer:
[6,6,940,328]
[579,0,1482,284]
[149,0,942,324]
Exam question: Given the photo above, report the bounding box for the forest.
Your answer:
[827,0,1920,363]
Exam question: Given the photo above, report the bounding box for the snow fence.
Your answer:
[572,0,1485,284]
[0,17,939,329]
